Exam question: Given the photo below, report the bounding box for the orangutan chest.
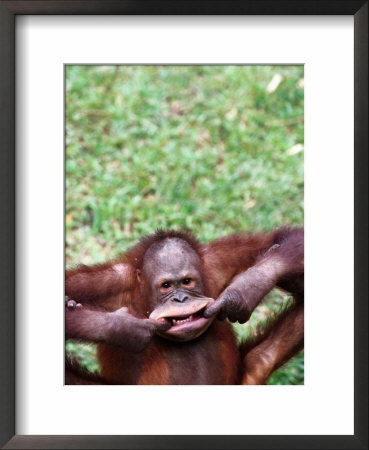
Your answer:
[98,324,241,385]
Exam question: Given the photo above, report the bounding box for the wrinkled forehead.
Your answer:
[143,238,201,278]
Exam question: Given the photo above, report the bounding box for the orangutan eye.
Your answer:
[161,281,171,289]
[182,278,191,285]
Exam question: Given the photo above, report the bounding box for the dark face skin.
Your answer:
[144,238,215,341]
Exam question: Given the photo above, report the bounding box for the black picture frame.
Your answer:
[0,1,367,449]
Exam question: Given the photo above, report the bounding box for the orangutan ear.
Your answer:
[136,269,142,283]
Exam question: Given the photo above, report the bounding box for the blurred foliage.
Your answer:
[66,65,304,384]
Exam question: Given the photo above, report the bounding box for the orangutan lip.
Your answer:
[156,306,215,340]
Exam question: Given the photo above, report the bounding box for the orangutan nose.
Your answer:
[173,292,188,303]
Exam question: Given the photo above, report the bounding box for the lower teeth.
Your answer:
[173,315,192,325]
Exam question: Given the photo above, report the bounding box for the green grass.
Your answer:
[66,65,304,384]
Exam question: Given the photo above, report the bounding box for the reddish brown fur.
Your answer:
[66,227,304,385]
[241,302,304,384]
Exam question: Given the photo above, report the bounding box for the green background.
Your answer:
[66,65,304,384]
